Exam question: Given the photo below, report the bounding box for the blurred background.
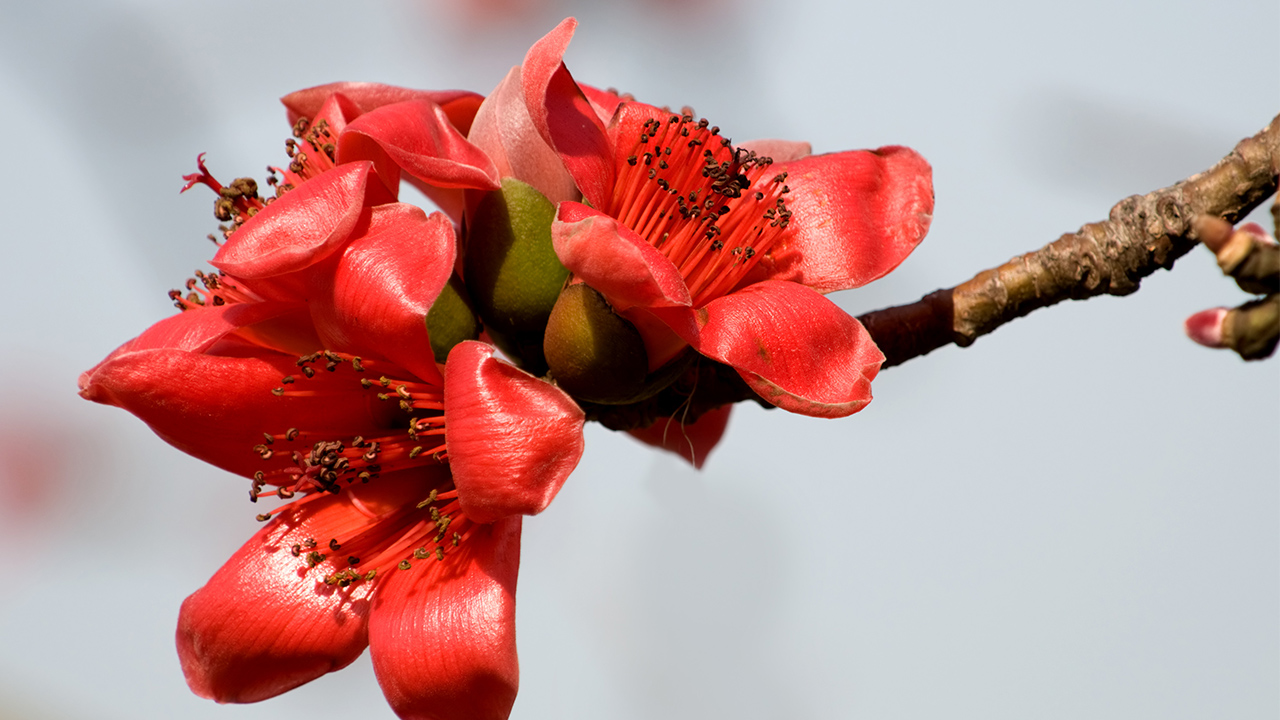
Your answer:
[0,0,1276,718]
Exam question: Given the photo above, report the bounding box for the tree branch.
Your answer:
[862,113,1280,368]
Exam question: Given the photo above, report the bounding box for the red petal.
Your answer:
[521,18,615,210]
[79,348,395,478]
[309,92,363,136]
[738,138,812,163]
[283,83,485,136]
[309,204,455,384]
[338,100,501,192]
[369,516,522,720]
[627,405,731,469]
[654,281,884,418]
[176,493,378,703]
[469,66,579,204]
[579,83,625,122]
[761,146,934,292]
[124,302,307,355]
[552,202,691,311]
[444,341,585,524]
[211,163,372,280]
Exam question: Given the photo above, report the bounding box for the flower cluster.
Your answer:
[78,17,933,720]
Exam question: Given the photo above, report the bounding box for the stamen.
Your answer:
[607,112,793,306]
[241,347,476,587]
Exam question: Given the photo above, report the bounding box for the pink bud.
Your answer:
[1184,307,1229,348]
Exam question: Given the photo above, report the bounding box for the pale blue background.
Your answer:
[0,1,1276,718]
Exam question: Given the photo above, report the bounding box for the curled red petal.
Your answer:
[176,492,377,703]
[211,163,372,280]
[283,83,485,136]
[338,100,501,192]
[552,202,691,311]
[79,348,394,478]
[762,146,934,292]
[521,17,615,210]
[369,515,522,720]
[469,66,579,204]
[444,341,584,524]
[627,405,731,469]
[310,204,455,384]
[654,281,884,418]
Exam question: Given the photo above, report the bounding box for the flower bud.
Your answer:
[426,274,481,364]
[465,177,568,374]
[544,283,648,403]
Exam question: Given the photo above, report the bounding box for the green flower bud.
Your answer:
[464,178,568,374]
[544,283,648,404]
[425,273,481,364]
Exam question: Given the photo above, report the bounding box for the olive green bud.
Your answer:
[544,283,649,404]
[425,274,481,364]
[464,178,568,374]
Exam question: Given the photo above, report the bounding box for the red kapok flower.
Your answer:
[517,18,934,425]
[80,147,583,719]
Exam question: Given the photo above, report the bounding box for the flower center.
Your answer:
[248,350,472,588]
[607,112,793,306]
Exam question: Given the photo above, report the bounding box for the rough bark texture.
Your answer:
[864,113,1280,368]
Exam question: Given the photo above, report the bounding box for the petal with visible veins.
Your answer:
[470,66,579,204]
[369,516,522,720]
[521,17,614,210]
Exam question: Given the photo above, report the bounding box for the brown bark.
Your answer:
[863,113,1280,368]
